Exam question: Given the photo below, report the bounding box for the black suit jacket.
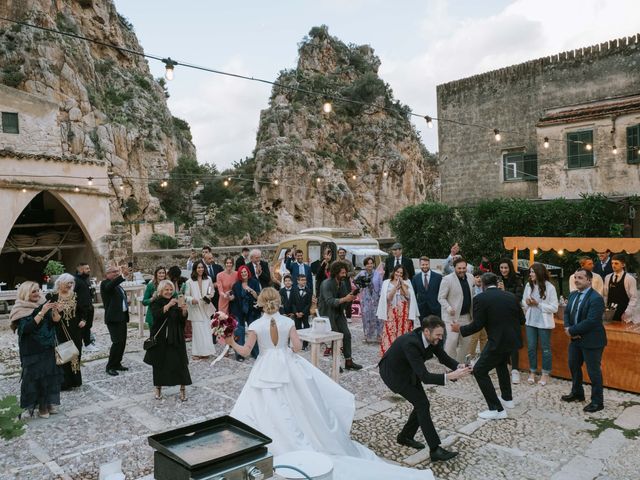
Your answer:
[279,287,296,316]
[292,285,312,317]
[249,260,272,289]
[384,256,415,280]
[100,275,130,324]
[460,287,524,353]
[235,255,247,270]
[563,288,607,349]
[379,328,458,393]
[411,270,443,318]
[593,259,613,280]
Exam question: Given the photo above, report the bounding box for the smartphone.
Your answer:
[464,354,472,367]
[352,287,361,296]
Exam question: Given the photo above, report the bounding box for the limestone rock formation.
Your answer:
[253,26,438,237]
[0,0,195,222]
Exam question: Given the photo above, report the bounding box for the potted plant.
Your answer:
[43,260,65,288]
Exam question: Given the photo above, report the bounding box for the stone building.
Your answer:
[0,84,111,288]
[436,33,640,206]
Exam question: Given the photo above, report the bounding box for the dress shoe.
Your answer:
[396,435,425,449]
[114,365,129,371]
[583,403,604,413]
[561,393,585,402]
[478,409,507,420]
[106,369,119,376]
[430,446,458,462]
[344,359,363,370]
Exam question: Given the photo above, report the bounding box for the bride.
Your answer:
[226,287,434,479]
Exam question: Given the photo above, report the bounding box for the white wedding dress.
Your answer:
[230,313,434,480]
[185,278,217,356]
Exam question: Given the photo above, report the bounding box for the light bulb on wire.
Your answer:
[87,177,93,186]
[543,137,549,149]
[493,129,501,142]
[163,57,177,81]
[612,145,618,154]
[351,174,357,180]
[21,188,27,193]
[223,180,229,187]
[322,101,332,114]
[273,179,279,186]
[585,143,592,151]
[424,116,433,129]
[74,187,80,192]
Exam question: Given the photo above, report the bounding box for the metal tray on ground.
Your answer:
[148,415,272,470]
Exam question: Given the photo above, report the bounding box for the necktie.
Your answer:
[423,273,429,290]
[300,289,305,297]
[395,258,400,267]
[571,292,583,324]
[286,289,290,299]
[614,274,619,283]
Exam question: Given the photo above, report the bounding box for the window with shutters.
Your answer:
[1,112,19,134]
[628,124,640,164]
[567,130,594,168]
[502,152,537,181]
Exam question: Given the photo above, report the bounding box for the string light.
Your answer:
[195,180,199,185]
[223,179,229,187]
[163,57,177,81]
[74,187,80,192]
[322,101,332,114]
[424,116,433,128]
[558,249,564,256]
[87,177,93,186]
[273,179,279,186]
[494,129,501,142]
[351,174,357,180]
[119,185,124,191]
[585,143,592,151]
[316,177,322,183]
[160,180,168,188]
[383,171,388,178]
[533,249,538,255]
[543,137,549,149]
[612,145,618,154]
[21,188,27,193]
[227,177,231,182]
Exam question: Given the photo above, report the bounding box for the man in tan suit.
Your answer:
[438,257,475,362]
[569,256,604,295]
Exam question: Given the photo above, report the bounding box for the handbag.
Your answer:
[55,320,79,366]
[143,318,169,351]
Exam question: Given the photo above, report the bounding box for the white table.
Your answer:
[297,328,344,382]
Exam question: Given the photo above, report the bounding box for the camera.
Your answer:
[45,292,55,302]
[354,275,372,290]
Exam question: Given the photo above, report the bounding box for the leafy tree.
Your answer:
[0,395,25,440]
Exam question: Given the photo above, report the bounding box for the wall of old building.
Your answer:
[436,34,640,205]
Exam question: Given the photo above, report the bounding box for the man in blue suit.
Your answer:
[562,268,607,412]
[288,249,314,290]
[411,256,443,320]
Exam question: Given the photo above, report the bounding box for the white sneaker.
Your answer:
[511,370,520,384]
[478,409,508,420]
[499,397,515,409]
[83,343,100,353]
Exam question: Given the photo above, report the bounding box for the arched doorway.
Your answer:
[0,191,101,289]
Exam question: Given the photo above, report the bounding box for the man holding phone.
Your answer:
[101,264,131,377]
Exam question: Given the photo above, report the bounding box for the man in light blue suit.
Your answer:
[562,268,607,413]
[411,256,443,320]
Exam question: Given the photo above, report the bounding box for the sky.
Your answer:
[113,0,639,170]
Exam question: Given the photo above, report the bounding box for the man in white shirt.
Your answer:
[569,257,604,295]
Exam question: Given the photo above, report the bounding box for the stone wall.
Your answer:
[437,34,640,205]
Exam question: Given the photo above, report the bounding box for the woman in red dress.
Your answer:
[377,265,418,356]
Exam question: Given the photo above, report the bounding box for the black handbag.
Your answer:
[143,318,168,351]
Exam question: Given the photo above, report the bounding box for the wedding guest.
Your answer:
[74,262,97,353]
[216,257,237,314]
[185,261,216,359]
[101,265,131,377]
[186,248,198,272]
[275,248,293,286]
[279,275,296,318]
[314,248,334,297]
[203,253,223,309]
[235,247,250,270]
[10,282,63,418]
[144,280,191,401]
[248,249,272,289]
[497,258,524,384]
[142,266,166,327]
[569,256,604,295]
[167,265,188,340]
[603,254,638,322]
[412,256,442,320]
[383,243,415,280]
[522,263,559,386]
[467,272,488,356]
[337,248,356,320]
[478,255,493,274]
[291,274,313,348]
[51,274,83,390]
[378,265,418,356]
[230,265,261,361]
[356,257,383,343]
[593,250,613,280]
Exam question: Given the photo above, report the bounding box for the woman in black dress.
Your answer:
[10,281,64,418]
[51,273,85,390]
[497,258,525,384]
[144,279,192,401]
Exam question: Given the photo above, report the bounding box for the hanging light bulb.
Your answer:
[163,58,177,81]
[585,143,592,151]
[87,177,93,186]
[612,145,618,154]
[316,177,322,183]
[322,101,332,114]
[227,177,232,183]
[160,180,168,188]
[273,179,279,186]
[74,187,80,192]
[533,249,538,255]
[195,180,199,186]
[351,174,357,180]
[424,115,433,129]
[383,171,388,178]
[543,137,549,149]
[223,179,229,187]
[558,249,564,256]
[119,184,124,191]
[493,129,501,142]
[21,188,27,193]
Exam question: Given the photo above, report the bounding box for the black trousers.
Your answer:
[510,348,520,370]
[106,321,127,370]
[568,342,604,405]
[294,315,310,348]
[329,314,351,359]
[81,307,95,346]
[473,349,512,411]
[396,383,441,450]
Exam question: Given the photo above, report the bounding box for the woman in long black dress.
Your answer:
[143,279,192,401]
[497,258,525,385]
[10,281,64,418]
[51,273,85,390]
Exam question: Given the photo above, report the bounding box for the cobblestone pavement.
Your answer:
[1,311,639,479]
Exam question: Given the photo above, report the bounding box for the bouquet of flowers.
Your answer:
[210,311,238,366]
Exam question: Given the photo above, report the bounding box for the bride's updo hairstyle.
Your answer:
[257,287,281,314]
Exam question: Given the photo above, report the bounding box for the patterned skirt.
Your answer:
[380,301,412,356]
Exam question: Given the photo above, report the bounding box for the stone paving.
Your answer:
[1,311,639,479]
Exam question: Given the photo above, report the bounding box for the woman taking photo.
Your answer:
[377,265,418,356]
[497,258,524,384]
[355,257,383,343]
[230,265,261,361]
[185,260,216,359]
[315,248,334,297]
[167,265,189,340]
[10,282,63,418]
[522,262,558,386]
[144,279,192,401]
[142,266,166,328]
[216,257,237,314]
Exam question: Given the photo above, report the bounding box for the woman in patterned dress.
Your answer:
[377,265,418,356]
[354,257,383,343]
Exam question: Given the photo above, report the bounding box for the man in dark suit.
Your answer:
[279,275,296,317]
[74,262,97,352]
[100,264,130,376]
[452,273,524,419]
[593,250,613,280]
[379,315,471,461]
[292,274,313,348]
[235,247,250,270]
[384,242,415,280]
[411,256,443,320]
[562,268,607,412]
[248,248,272,289]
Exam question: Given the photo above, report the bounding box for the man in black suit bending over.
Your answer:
[451,272,524,420]
[379,315,471,461]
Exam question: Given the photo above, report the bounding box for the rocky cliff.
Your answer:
[253,26,438,237]
[0,0,195,222]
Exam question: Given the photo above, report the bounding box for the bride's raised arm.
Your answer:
[225,331,257,358]
[289,326,303,353]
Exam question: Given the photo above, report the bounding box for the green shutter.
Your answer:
[628,125,640,164]
[1,112,19,134]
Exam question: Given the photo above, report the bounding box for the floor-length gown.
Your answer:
[380,285,414,357]
[52,292,83,389]
[216,271,236,314]
[185,278,216,356]
[356,270,383,343]
[230,313,433,480]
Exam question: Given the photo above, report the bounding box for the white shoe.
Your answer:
[83,343,100,353]
[499,397,515,409]
[511,370,520,384]
[478,409,508,420]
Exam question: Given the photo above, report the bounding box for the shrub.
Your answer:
[43,260,65,276]
[150,233,178,250]
[0,396,25,440]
